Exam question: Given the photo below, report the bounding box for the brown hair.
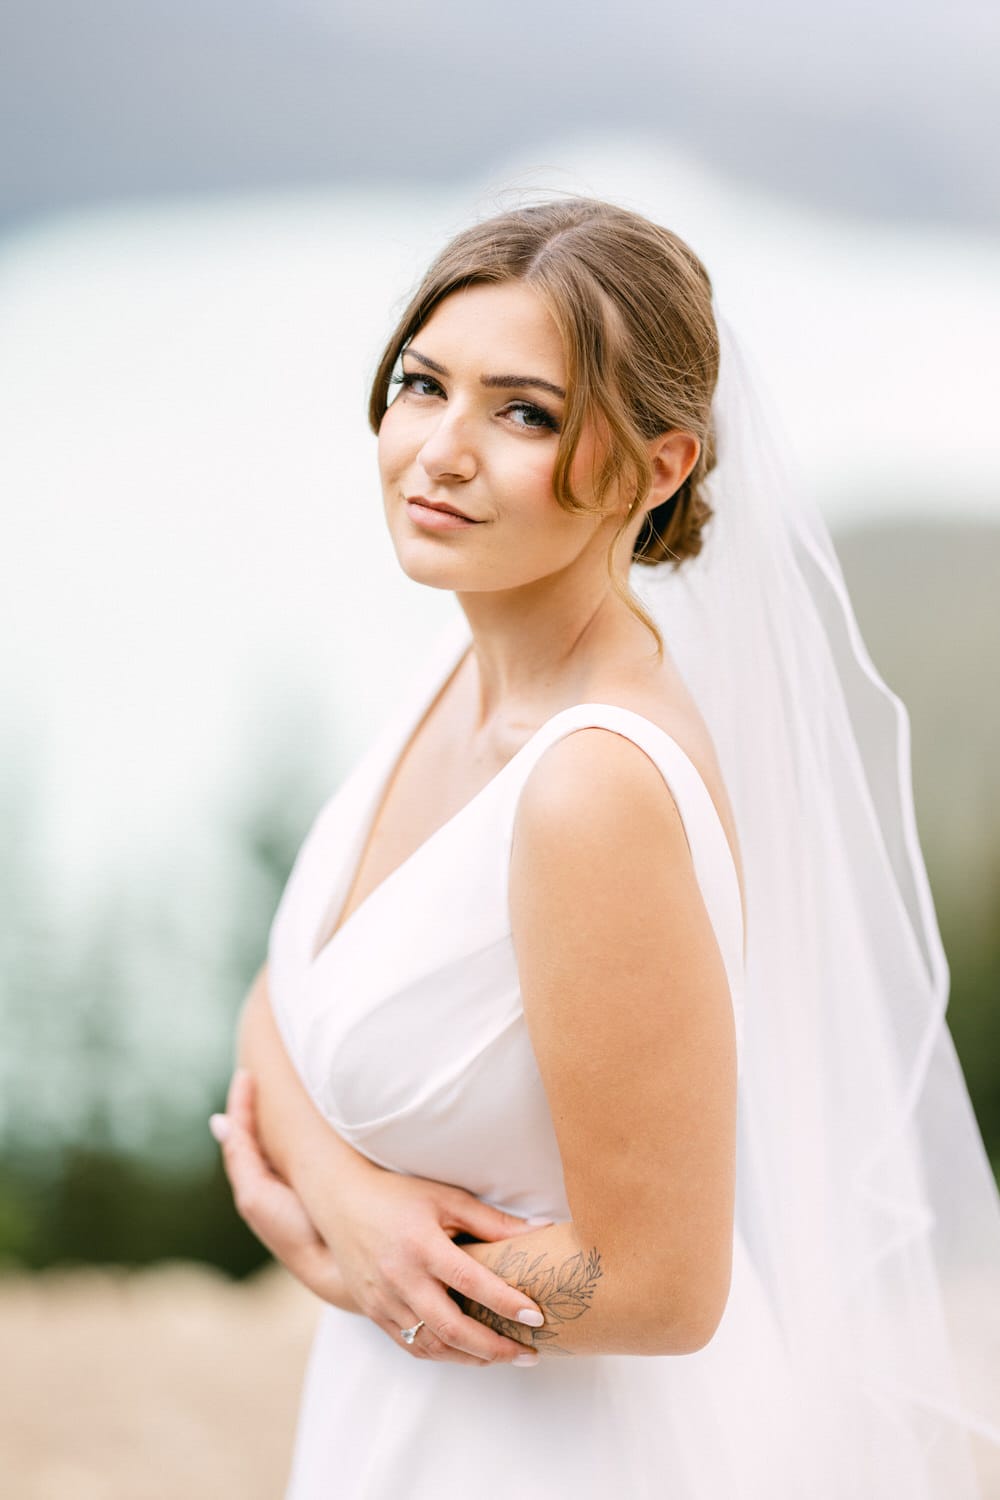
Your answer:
[368,198,719,650]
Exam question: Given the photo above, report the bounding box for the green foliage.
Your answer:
[0,1149,268,1276]
[835,519,1000,1182]
[937,871,1000,1182]
[0,706,331,1274]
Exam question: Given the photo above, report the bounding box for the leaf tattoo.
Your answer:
[455,1245,603,1355]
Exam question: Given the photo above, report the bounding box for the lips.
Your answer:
[405,495,480,522]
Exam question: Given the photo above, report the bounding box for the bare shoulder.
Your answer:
[511,689,747,938]
[513,724,689,863]
[510,730,698,969]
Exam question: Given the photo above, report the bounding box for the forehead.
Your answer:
[413,282,566,378]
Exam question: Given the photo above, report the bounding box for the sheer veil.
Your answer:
[633,315,1000,1494]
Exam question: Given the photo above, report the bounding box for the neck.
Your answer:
[455,567,645,728]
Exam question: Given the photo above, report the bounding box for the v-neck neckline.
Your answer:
[308,622,745,969]
[309,622,481,964]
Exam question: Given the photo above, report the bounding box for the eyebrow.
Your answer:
[406,346,566,401]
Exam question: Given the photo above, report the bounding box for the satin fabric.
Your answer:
[267,617,821,1500]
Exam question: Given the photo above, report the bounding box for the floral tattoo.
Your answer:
[454,1244,603,1355]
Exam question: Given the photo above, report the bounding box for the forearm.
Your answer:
[236,967,381,1204]
[217,1060,364,1318]
[457,1222,715,1358]
[230,972,554,1360]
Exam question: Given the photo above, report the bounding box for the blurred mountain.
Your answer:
[2,0,999,234]
[833,517,1000,928]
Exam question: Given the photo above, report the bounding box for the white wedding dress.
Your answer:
[266,616,909,1498]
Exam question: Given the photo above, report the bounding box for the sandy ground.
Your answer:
[1,1263,998,1499]
[0,1263,318,1499]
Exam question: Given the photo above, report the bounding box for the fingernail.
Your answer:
[513,1352,539,1367]
[517,1309,544,1327]
[526,1216,554,1226]
[209,1113,230,1143]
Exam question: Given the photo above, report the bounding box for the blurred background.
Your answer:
[1,1,999,1494]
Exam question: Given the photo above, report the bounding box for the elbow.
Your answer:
[644,1296,730,1357]
[624,1261,734,1357]
[677,1270,734,1354]
[667,1294,730,1355]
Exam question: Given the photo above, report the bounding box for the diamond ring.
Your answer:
[399,1320,425,1345]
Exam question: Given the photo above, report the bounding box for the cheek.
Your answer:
[376,409,401,481]
[522,449,560,511]
[377,398,419,468]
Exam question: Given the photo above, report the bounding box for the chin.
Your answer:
[391,536,477,592]
[388,522,565,596]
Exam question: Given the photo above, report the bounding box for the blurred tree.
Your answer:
[937,869,1000,1180]
[835,518,1000,1178]
[0,696,332,1274]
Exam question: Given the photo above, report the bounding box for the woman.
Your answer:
[211,199,1000,1496]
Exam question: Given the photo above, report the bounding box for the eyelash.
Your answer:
[389,371,560,433]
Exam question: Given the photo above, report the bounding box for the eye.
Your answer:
[503,400,560,434]
[390,371,444,398]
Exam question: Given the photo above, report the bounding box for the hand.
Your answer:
[212,1071,358,1313]
[311,1149,548,1368]
[217,1070,551,1367]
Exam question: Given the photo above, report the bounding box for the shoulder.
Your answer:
[513,722,689,864]
[510,724,699,939]
[508,713,737,992]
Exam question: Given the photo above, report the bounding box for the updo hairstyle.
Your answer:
[368,198,720,645]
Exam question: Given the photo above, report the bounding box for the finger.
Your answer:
[412,1332,491,1367]
[415,1282,540,1365]
[430,1242,546,1332]
[382,1317,488,1368]
[215,1114,323,1260]
[372,1283,498,1367]
[226,1068,257,1133]
[213,1109,281,1210]
[442,1193,554,1244]
[211,1101,350,1313]
[372,1296,489,1367]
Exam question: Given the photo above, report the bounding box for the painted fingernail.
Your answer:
[209,1113,231,1143]
[517,1309,544,1327]
[513,1352,539,1367]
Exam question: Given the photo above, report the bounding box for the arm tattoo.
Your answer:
[455,1244,603,1355]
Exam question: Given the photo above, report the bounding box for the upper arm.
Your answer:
[509,729,737,1346]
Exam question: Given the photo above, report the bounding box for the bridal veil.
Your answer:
[633,315,1000,1494]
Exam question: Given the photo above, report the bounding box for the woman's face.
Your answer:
[377,281,613,595]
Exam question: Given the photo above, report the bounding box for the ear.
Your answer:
[646,430,701,510]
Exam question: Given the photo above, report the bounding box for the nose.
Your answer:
[416,405,478,484]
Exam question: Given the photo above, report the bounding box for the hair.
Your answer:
[368,197,720,652]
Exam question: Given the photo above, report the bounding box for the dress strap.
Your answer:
[514,703,746,1066]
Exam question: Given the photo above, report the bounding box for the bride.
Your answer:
[210,198,1000,1496]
